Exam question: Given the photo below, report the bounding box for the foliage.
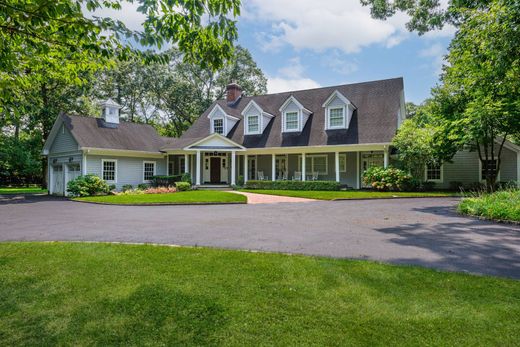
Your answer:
[143,186,177,194]
[0,134,42,185]
[66,174,109,197]
[175,181,191,192]
[243,180,341,191]
[458,189,520,222]
[151,175,183,187]
[2,242,519,345]
[0,187,47,195]
[181,172,192,185]
[137,183,149,190]
[121,184,134,192]
[400,178,436,192]
[75,190,246,204]
[237,175,245,187]
[362,167,412,191]
[240,189,459,200]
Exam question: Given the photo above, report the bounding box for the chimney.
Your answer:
[226,82,242,104]
[100,98,122,125]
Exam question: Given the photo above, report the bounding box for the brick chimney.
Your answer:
[226,82,242,104]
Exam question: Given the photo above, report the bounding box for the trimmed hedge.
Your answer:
[243,180,341,191]
[151,175,183,187]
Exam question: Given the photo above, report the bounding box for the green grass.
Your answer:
[458,189,520,222]
[1,242,519,346]
[241,189,459,200]
[74,190,246,205]
[0,187,47,195]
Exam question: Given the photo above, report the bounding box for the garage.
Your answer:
[50,162,82,196]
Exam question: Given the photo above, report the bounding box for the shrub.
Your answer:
[151,175,182,187]
[237,175,245,187]
[175,181,191,191]
[137,183,149,190]
[458,189,520,222]
[181,173,192,185]
[496,180,517,191]
[117,189,145,195]
[121,184,133,192]
[67,174,110,197]
[108,184,116,191]
[362,166,412,191]
[243,180,341,191]
[420,181,436,191]
[449,181,464,191]
[144,186,177,194]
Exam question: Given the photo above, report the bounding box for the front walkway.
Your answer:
[231,191,316,204]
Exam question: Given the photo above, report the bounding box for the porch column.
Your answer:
[335,151,340,182]
[356,152,360,189]
[166,155,170,175]
[184,154,189,174]
[271,154,276,181]
[244,154,248,183]
[384,146,389,168]
[231,151,236,185]
[195,150,201,186]
[302,153,306,181]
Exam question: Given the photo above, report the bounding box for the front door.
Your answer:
[361,153,384,187]
[210,157,221,183]
[247,157,256,180]
[275,156,287,180]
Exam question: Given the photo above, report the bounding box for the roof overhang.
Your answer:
[81,147,165,158]
[182,133,246,151]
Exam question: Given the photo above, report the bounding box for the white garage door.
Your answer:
[53,165,64,195]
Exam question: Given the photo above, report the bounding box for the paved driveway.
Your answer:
[1,195,519,279]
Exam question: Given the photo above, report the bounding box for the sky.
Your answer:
[90,0,455,104]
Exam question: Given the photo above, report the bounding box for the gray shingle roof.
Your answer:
[179,77,404,149]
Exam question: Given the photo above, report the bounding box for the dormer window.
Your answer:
[322,90,355,130]
[242,100,274,135]
[285,111,299,131]
[213,118,224,134]
[247,115,259,133]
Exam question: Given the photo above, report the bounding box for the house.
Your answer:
[43,78,520,196]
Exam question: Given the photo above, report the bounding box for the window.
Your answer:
[213,118,224,134]
[426,162,442,181]
[178,157,185,174]
[247,115,259,133]
[481,159,497,179]
[298,155,328,175]
[328,107,344,128]
[102,160,116,182]
[339,154,347,172]
[143,161,156,182]
[285,111,299,131]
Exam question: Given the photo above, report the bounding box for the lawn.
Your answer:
[241,189,459,200]
[0,187,47,195]
[458,189,520,222]
[1,242,519,346]
[74,190,246,205]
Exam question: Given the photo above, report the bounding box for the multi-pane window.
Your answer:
[338,154,347,172]
[285,112,299,131]
[102,160,116,182]
[179,157,185,174]
[247,115,259,133]
[299,155,328,175]
[329,107,344,127]
[213,119,224,134]
[143,162,155,181]
[481,160,497,178]
[426,162,442,181]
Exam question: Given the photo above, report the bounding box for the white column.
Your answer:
[244,154,249,183]
[166,155,169,175]
[48,157,53,194]
[302,153,306,181]
[335,151,340,182]
[384,146,389,168]
[272,154,276,181]
[184,154,189,174]
[356,152,360,189]
[82,153,87,175]
[195,150,201,186]
[231,151,236,185]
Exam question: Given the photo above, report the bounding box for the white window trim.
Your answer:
[478,159,501,182]
[178,157,186,174]
[339,153,347,172]
[143,161,156,183]
[283,110,300,133]
[212,118,225,135]
[101,159,117,183]
[298,154,329,175]
[425,163,443,183]
[245,114,261,135]
[326,106,346,130]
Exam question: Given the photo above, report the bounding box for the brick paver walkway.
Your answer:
[230,191,316,204]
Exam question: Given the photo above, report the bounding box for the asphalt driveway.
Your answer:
[1,195,519,279]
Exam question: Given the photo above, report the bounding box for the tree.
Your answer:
[429,0,520,189]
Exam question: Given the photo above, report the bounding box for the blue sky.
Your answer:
[91,0,454,104]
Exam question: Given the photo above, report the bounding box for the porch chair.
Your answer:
[293,171,301,181]
[311,172,319,181]
[258,171,268,181]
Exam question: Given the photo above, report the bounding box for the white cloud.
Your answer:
[244,0,410,53]
[321,51,358,75]
[85,2,146,32]
[267,57,321,93]
[419,43,447,75]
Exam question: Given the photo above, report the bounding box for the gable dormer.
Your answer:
[322,90,355,130]
[207,104,239,136]
[279,95,312,133]
[241,100,275,135]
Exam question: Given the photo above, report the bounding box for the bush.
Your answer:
[421,181,436,191]
[244,180,341,191]
[496,180,518,191]
[237,175,245,187]
[151,175,182,187]
[362,166,412,191]
[137,183,149,190]
[66,174,110,197]
[121,184,133,192]
[175,181,191,191]
[108,184,116,191]
[449,181,464,191]
[181,173,192,185]
[458,189,520,222]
